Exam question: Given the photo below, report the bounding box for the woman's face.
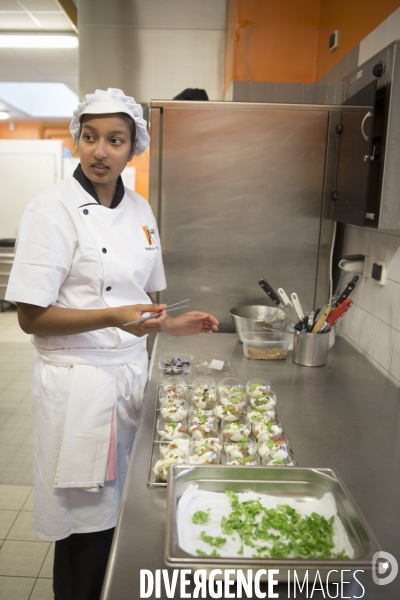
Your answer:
[78,114,135,187]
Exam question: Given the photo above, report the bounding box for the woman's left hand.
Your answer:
[161,311,219,336]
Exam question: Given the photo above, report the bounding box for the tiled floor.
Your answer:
[0,308,54,599]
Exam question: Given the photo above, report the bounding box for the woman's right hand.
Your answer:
[114,303,168,337]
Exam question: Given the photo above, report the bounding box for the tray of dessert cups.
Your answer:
[148,373,298,487]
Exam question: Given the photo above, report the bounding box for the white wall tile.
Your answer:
[368,230,387,261]
[373,321,395,370]
[378,279,400,327]
[343,303,362,346]
[362,277,381,317]
[359,312,377,356]
[389,330,400,382]
[353,227,370,256]
[388,7,400,44]
[385,235,400,283]
[339,317,350,338]
[358,31,374,66]
[396,300,400,332]
[372,18,389,56]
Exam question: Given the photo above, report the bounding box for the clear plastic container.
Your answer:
[217,377,246,406]
[242,332,289,360]
[188,440,220,465]
[160,377,187,399]
[221,442,260,466]
[257,436,291,459]
[251,419,283,442]
[159,400,188,422]
[188,419,219,440]
[159,434,191,458]
[195,356,234,375]
[152,449,187,482]
[214,402,245,422]
[188,406,218,425]
[190,377,217,410]
[245,379,271,397]
[217,376,242,397]
[246,389,277,410]
[159,353,193,374]
[190,434,223,453]
[247,406,276,423]
[156,417,188,441]
[220,417,251,442]
[261,450,296,467]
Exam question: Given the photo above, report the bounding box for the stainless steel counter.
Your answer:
[101,334,400,600]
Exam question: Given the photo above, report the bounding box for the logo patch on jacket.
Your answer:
[142,226,157,250]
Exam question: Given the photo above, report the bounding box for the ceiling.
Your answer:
[0,0,78,120]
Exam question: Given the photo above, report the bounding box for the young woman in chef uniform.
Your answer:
[5,88,218,600]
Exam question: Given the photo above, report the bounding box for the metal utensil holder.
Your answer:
[293,330,330,366]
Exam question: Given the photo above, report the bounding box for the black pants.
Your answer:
[53,527,115,600]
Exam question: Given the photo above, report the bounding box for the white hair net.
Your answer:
[69,88,150,155]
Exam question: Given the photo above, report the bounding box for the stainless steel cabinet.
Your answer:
[149,101,342,329]
[0,240,15,310]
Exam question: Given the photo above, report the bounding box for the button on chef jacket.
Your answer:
[5,165,167,540]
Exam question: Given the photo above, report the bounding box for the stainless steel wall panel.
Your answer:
[79,0,227,29]
[314,110,341,308]
[155,104,330,330]
[149,108,161,224]
[78,0,227,101]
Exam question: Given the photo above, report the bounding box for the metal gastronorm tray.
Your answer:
[165,465,379,580]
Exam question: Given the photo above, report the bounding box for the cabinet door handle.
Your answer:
[361,111,372,141]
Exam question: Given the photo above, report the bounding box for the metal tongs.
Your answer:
[123,299,190,326]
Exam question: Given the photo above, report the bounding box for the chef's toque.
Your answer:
[69,88,150,155]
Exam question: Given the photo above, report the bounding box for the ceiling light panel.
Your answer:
[0,0,75,31]
[0,34,78,48]
[0,82,78,118]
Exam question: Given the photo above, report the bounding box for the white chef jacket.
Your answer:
[5,175,166,540]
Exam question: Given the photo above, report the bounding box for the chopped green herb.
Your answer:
[200,531,226,547]
[192,511,211,524]
[237,455,256,463]
[218,490,348,559]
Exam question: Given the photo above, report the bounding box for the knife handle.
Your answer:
[327,299,353,326]
[336,280,357,306]
[291,292,304,320]
[311,306,332,333]
[278,288,293,307]
[258,279,282,306]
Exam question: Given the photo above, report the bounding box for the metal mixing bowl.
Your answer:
[230,305,291,343]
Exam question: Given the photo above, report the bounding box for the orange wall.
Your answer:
[230,0,320,83]
[127,149,149,200]
[228,0,400,85]
[0,121,150,199]
[224,0,237,97]
[0,121,74,152]
[317,0,400,79]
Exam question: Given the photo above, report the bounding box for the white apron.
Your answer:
[31,344,149,541]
